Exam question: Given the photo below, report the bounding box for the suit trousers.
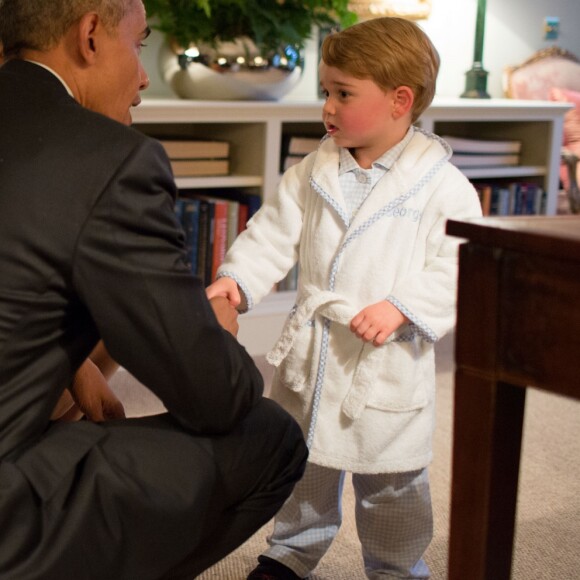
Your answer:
[0,398,308,580]
[162,397,309,580]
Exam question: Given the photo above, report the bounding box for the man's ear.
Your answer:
[392,86,414,120]
[77,12,101,64]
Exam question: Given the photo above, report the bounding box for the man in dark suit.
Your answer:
[0,1,308,579]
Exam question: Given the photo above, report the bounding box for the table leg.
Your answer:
[448,369,526,580]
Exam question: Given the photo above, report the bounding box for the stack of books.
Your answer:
[444,135,522,168]
[174,189,261,286]
[160,140,230,177]
[474,181,546,216]
[280,135,324,171]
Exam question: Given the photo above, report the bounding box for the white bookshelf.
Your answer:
[132,97,571,355]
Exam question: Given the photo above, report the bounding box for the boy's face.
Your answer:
[319,61,410,166]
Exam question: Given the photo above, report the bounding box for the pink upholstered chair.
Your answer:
[503,47,580,213]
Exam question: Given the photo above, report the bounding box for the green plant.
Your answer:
[142,0,357,55]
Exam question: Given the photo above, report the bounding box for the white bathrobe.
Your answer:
[218,128,482,473]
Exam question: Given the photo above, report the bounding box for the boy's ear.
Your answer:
[77,12,101,63]
[392,86,414,119]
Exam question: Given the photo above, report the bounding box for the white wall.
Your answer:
[142,0,580,101]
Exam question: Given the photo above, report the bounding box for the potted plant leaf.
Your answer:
[143,0,357,100]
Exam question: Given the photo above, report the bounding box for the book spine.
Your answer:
[174,198,184,224]
[472,181,545,216]
[211,200,229,282]
[160,140,230,159]
[181,198,200,274]
[226,200,240,250]
[196,199,210,282]
[476,183,492,216]
[237,202,249,234]
[205,202,216,285]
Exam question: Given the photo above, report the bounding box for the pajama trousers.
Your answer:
[263,461,433,579]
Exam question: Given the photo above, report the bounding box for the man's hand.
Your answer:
[69,358,126,422]
[50,341,122,422]
[50,389,83,422]
[210,295,240,337]
[350,300,408,347]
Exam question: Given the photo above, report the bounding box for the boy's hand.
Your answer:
[206,277,241,308]
[350,300,408,347]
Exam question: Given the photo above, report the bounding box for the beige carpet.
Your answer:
[111,336,580,579]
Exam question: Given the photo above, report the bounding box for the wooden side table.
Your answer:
[445,216,580,580]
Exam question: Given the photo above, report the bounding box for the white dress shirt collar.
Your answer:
[25,60,74,97]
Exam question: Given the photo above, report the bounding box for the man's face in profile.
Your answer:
[92,0,150,124]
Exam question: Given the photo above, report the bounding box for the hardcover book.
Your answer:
[442,135,522,154]
[451,153,520,168]
[170,159,229,177]
[160,140,230,159]
[285,135,323,155]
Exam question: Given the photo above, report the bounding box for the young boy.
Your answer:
[206,16,482,580]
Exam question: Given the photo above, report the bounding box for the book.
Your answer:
[473,181,546,216]
[160,140,230,159]
[451,153,520,168]
[237,201,249,234]
[226,200,240,250]
[196,199,211,282]
[495,186,512,216]
[170,159,229,177]
[474,183,493,215]
[204,201,216,285]
[174,198,184,224]
[285,135,323,155]
[176,189,261,273]
[210,198,229,282]
[442,135,522,154]
[280,135,323,172]
[208,189,262,224]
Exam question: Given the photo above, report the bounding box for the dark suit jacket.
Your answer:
[0,60,264,579]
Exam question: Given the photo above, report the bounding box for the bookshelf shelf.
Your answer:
[133,97,571,355]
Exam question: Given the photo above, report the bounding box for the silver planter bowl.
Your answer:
[159,38,304,101]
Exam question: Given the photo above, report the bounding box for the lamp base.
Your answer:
[461,63,490,99]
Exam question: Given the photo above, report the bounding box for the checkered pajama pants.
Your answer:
[263,462,433,579]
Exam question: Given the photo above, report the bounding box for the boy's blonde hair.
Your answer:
[321,17,440,123]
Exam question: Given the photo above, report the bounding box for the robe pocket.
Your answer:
[350,340,431,415]
[277,319,316,393]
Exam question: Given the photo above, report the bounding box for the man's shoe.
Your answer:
[246,555,303,580]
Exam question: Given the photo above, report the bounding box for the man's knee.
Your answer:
[247,398,308,468]
[210,398,307,500]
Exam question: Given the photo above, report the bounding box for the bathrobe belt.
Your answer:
[267,290,395,420]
